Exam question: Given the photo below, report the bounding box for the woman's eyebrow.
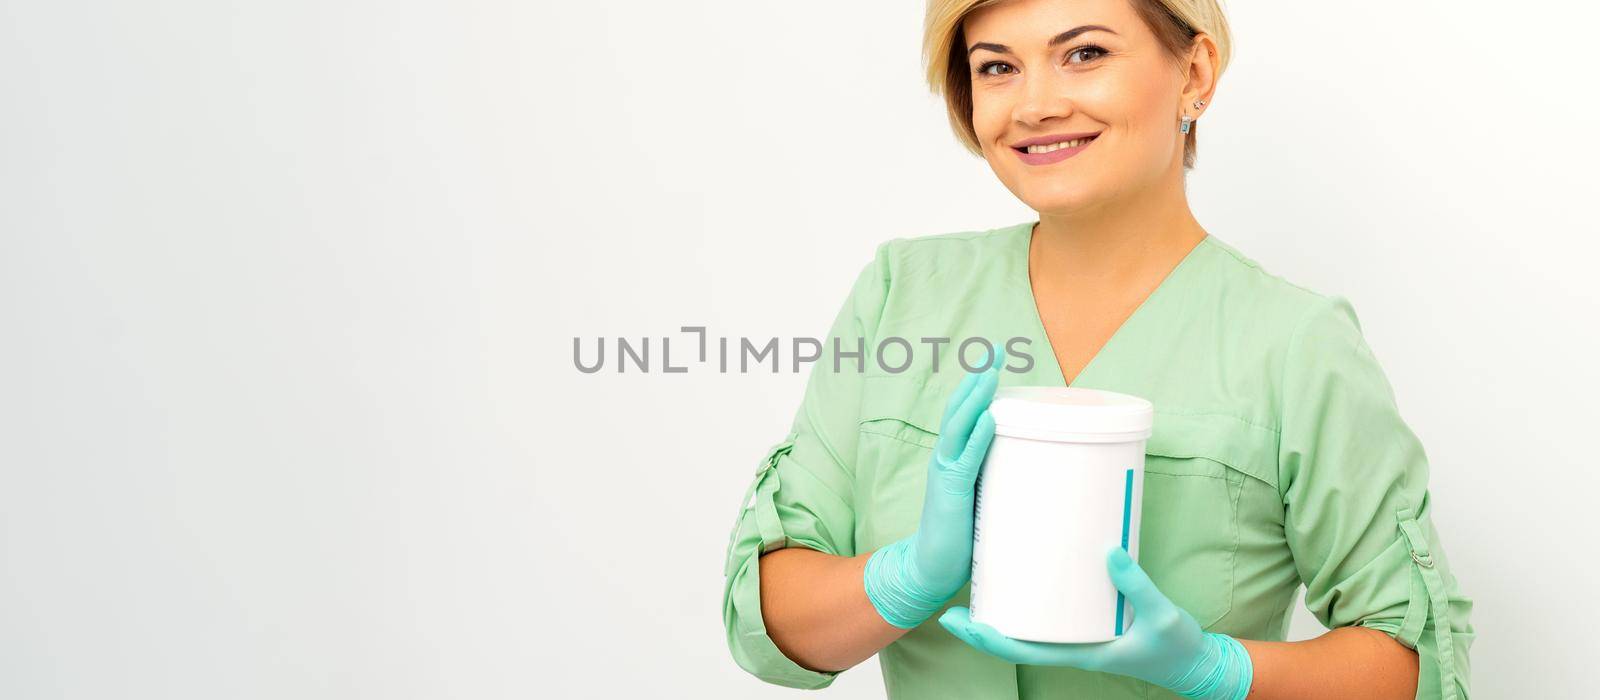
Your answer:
[967,25,1119,56]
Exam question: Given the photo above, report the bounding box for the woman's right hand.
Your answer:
[862,350,1002,629]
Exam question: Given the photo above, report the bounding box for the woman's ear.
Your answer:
[1182,33,1221,115]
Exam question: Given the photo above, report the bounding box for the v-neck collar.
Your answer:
[1013,221,1212,389]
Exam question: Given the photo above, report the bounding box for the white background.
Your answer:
[2,0,1596,697]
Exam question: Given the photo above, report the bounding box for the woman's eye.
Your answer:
[977,61,1016,76]
[1066,46,1108,64]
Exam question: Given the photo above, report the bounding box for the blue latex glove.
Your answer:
[939,546,1253,700]
[862,350,1003,629]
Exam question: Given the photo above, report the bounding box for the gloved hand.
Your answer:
[862,349,1003,629]
[939,546,1253,700]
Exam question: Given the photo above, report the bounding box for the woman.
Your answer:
[721,0,1474,697]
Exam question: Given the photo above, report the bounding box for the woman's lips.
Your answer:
[1013,135,1096,166]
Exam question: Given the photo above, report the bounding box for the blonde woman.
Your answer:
[720,0,1474,697]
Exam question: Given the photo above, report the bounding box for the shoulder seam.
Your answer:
[1274,294,1348,498]
[884,221,1030,249]
[1203,236,1334,303]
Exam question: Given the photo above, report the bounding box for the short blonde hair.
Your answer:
[923,0,1233,168]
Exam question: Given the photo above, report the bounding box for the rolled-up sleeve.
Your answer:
[1278,295,1475,699]
[720,243,892,689]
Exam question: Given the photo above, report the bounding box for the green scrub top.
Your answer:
[721,221,1474,699]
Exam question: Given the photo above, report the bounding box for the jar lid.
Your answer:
[988,386,1154,443]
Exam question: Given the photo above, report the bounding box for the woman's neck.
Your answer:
[1031,172,1206,285]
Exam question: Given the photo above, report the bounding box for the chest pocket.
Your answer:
[853,375,952,552]
[1140,411,1278,629]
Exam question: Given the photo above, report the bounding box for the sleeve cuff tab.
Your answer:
[1397,508,1462,700]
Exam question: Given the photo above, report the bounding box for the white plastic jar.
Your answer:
[969,386,1154,643]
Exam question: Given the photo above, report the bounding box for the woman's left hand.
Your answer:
[939,546,1254,700]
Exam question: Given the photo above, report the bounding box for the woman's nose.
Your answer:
[1012,74,1073,126]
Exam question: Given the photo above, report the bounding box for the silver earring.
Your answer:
[1180,113,1195,134]
[1193,99,1206,109]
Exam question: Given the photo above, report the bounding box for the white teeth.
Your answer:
[1024,137,1091,154]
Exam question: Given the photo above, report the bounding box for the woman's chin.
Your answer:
[1018,187,1110,217]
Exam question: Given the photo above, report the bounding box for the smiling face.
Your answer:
[964,0,1200,215]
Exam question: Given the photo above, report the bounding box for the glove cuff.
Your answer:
[1171,633,1254,700]
[863,537,951,629]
